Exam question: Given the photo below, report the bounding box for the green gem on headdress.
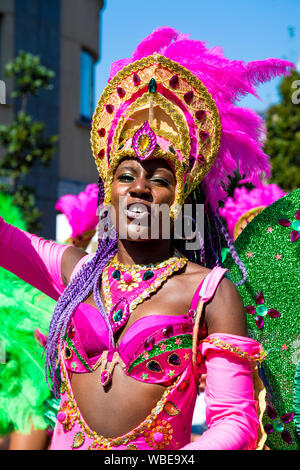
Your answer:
[148,78,157,93]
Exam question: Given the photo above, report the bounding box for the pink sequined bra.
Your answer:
[63,303,197,384]
[62,252,199,386]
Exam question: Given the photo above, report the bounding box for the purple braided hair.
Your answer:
[202,202,247,286]
[45,179,118,394]
[215,214,247,286]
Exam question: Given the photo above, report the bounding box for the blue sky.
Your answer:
[95,0,300,112]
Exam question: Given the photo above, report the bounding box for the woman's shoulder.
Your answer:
[176,261,212,303]
[183,261,236,299]
[183,262,247,335]
[185,261,235,295]
[199,267,248,336]
[61,246,89,286]
[185,260,212,278]
[186,260,242,308]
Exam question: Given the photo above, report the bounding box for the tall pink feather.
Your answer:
[107,27,294,211]
[243,58,294,85]
[132,26,179,60]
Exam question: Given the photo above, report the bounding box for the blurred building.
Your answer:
[0,0,104,238]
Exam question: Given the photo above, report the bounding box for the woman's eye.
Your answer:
[150,178,170,186]
[117,174,170,187]
[117,174,135,182]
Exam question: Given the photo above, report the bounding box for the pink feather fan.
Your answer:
[108,27,294,211]
[55,184,99,239]
[219,182,286,239]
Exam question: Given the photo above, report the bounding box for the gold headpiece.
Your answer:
[91,54,221,217]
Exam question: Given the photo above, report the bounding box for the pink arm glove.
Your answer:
[0,216,70,300]
[182,334,262,450]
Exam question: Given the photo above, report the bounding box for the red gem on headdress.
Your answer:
[184,91,194,105]
[199,131,209,141]
[169,75,179,89]
[97,149,105,159]
[133,73,141,86]
[196,154,206,164]
[117,87,126,98]
[195,110,206,120]
[97,128,106,137]
[105,104,114,114]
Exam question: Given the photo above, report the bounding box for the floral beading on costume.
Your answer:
[144,419,174,449]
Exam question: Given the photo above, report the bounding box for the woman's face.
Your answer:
[110,158,176,241]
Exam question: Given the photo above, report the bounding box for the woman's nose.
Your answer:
[129,177,152,200]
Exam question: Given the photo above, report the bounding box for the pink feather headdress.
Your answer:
[219,181,286,239]
[91,27,294,212]
[55,184,99,248]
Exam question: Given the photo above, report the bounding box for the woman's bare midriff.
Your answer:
[70,365,166,438]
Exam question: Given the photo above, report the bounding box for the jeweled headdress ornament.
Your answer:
[91,27,293,216]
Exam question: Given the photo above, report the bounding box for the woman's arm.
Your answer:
[205,276,248,337]
[184,338,261,450]
[183,278,263,450]
[0,216,71,299]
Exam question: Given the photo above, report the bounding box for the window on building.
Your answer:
[0,14,5,105]
[0,15,3,76]
[80,49,95,123]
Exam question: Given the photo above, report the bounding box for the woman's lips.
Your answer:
[124,203,150,220]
